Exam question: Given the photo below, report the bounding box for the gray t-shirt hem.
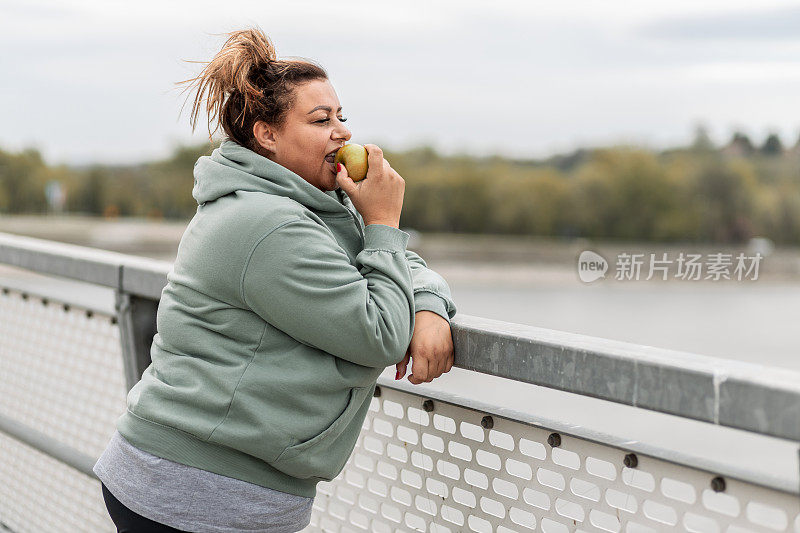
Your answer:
[94,430,313,533]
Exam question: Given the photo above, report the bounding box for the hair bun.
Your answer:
[176,26,328,149]
[217,28,277,96]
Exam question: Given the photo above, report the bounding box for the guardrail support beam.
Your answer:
[115,291,158,392]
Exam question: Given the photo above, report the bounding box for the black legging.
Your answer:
[101,482,189,532]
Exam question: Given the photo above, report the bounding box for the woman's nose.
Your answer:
[334,123,351,142]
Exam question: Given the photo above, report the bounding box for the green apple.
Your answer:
[334,143,369,182]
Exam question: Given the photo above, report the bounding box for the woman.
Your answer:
[93,27,457,532]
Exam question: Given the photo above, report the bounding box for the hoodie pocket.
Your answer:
[271,385,372,480]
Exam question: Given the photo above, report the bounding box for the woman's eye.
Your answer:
[316,117,348,124]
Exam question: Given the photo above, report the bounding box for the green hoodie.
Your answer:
[116,140,457,498]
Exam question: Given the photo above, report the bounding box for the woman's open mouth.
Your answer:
[324,150,338,173]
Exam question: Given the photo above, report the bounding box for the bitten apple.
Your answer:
[334,143,369,182]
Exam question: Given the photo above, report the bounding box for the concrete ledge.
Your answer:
[452,314,800,442]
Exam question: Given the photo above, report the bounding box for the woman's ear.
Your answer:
[253,120,277,154]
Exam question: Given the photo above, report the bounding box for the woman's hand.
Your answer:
[396,311,454,384]
[336,144,404,228]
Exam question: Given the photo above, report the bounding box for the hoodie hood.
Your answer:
[192,139,349,216]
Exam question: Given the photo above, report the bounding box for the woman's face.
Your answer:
[254,79,352,192]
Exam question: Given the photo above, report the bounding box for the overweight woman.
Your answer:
[92,28,457,532]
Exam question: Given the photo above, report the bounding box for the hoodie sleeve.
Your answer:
[405,250,457,325]
[241,219,415,368]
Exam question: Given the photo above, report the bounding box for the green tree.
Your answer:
[727,131,755,156]
[77,167,107,214]
[691,124,715,152]
[761,133,784,156]
[0,148,49,213]
[689,160,757,243]
[486,169,571,236]
[572,149,678,240]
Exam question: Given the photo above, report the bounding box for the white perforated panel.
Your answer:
[2,282,799,533]
[303,386,800,533]
[0,286,123,532]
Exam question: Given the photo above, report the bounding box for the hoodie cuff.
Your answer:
[413,291,451,324]
[363,224,410,253]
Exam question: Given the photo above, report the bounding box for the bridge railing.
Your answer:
[0,231,797,533]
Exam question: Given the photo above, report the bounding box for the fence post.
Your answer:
[115,290,158,392]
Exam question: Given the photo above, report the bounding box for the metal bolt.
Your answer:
[547,433,561,448]
[422,399,434,412]
[711,476,726,493]
[86,310,94,318]
[41,298,48,306]
[624,453,638,468]
[373,386,381,397]
[110,316,118,325]
[481,415,494,429]
[21,293,28,300]
[63,304,70,312]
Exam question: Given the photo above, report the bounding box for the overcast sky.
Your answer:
[3,0,800,165]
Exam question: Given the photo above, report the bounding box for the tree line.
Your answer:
[2,129,799,244]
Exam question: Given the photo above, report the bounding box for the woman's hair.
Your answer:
[177,27,328,152]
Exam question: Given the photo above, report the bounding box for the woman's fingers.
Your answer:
[364,144,384,180]
[395,350,410,380]
[408,354,432,384]
[335,163,355,194]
